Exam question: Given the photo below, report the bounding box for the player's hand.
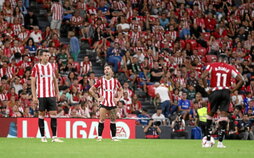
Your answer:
[33,97,39,104]
[97,96,104,102]
[56,94,60,102]
[205,87,212,94]
[114,97,120,104]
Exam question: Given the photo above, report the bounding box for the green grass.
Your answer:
[0,138,254,158]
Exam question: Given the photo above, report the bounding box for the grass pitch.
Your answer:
[0,138,253,158]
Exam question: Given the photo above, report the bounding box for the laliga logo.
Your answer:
[116,122,130,139]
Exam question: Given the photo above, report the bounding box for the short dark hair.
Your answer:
[218,53,228,63]
[104,64,113,70]
[38,49,49,56]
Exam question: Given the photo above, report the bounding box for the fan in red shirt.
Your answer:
[89,65,123,141]
[201,54,244,148]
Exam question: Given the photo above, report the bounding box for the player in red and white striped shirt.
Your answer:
[31,49,63,143]
[201,54,244,148]
[89,65,123,141]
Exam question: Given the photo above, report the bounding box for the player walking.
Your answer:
[201,54,244,148]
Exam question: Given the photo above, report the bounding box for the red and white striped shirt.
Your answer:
[80,61,92,75]
[0,67,11,78]
[94,77,122,107]
[18,30,29,42]
[0,93,8,101]
[70,16,83,27]
[10,24,22,35]
[31,63,56,98]
[3,47,12,58]
[51,2,63,21]
[11,46,24,54]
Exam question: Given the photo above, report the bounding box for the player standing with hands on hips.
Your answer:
[31,49,63,143]
[89,65,123,141]
[201,54,243,148]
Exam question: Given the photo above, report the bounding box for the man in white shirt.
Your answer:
[29,26,42,43]
[155,82,172,117]
[152,108,166,126]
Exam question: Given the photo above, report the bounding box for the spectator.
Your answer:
[17,0,27,15]
[81,101,91,118]
[137,108,150,126]
[171,113,188,139]
[50,0,63,36]
[24,9,38,30]
[186,85,196,101]
[106,42,125,73]
[29,26,42,44]
[120,92,132,114]
[131,94,142,114]
[178,91,191,120]
[116,100,127,119]
[151,108,166,126]
[79,75,90,92]
[68,31,80,62]
[150,61,164,83]
[69,86,80,106]
[144,119,161,139]
[80,56,92,76]
[231,90,244,109]
[12,77,23,94]
[154,82,171,117]
[69,104,84,118]
[237,115,254,140]
[62,0,74,22]
[226,115,240,140]
[70,10,83,37]
[25,38,37,56]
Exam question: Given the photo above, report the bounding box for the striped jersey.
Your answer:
[51,2,63,21]
[31,63,56,98]
[205,62,239,91]
[94,77,122,107]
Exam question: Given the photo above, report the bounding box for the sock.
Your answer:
[38,118,45,137]
[206,119,213,141]
[218,121,227,142]
[110,123,116,138]
[51,118,57,137]
[98,122,104,137]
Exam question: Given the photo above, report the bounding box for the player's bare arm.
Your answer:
[201,70,209,88]
[231,73,244,93]
[31,76,38,104]
[53,75,60,101]
[89,86,103,102]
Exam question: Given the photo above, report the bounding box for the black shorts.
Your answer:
[38,97,57,112]
[99,104,117,110]
[208,89,230,113]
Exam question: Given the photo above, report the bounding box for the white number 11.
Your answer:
[216,73,227,87]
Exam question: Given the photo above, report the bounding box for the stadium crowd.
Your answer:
[0,0,254,139]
